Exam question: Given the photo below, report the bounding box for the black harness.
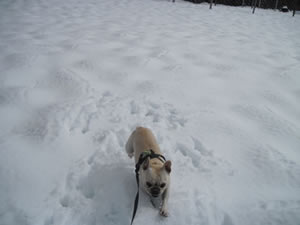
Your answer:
[130,149,166,225]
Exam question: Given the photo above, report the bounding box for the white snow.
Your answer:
[0,0,300,224]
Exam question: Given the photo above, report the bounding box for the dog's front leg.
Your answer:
[160,187,169,217]
[150,197,156,208]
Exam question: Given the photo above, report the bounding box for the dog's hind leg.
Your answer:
[125,130,135,158]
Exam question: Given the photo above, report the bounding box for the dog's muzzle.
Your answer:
[150,187,160,197]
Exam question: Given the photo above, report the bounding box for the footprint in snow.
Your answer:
[58,164,134,225]
[176,137,234,175]
[73,58,95,72]
[144,101,186,129]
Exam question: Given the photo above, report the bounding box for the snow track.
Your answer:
[1,0,300,224]
[37,93,226,225]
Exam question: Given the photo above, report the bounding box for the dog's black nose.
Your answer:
[150,187,160,197]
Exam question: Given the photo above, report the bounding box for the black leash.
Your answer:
[130,150,166,225]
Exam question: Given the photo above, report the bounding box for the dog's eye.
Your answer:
[146,182,152,187]
[160,183,166,188]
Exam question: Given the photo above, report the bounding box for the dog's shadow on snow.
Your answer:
[76,163,139,225]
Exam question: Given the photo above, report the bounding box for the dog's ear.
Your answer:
[143,158,150,170]
[164,160,172,173]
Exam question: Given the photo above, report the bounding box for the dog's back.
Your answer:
[126,127,161,163]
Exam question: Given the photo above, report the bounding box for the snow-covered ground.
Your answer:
[1,0,300,224]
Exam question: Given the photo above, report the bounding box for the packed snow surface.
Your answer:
[0,0,300,224]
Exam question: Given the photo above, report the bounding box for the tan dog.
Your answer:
[126,127,171,217]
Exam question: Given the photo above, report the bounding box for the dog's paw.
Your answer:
[160,208,169,217]
[128,152,134,158]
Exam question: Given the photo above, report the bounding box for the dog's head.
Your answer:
[140,159,171,198]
